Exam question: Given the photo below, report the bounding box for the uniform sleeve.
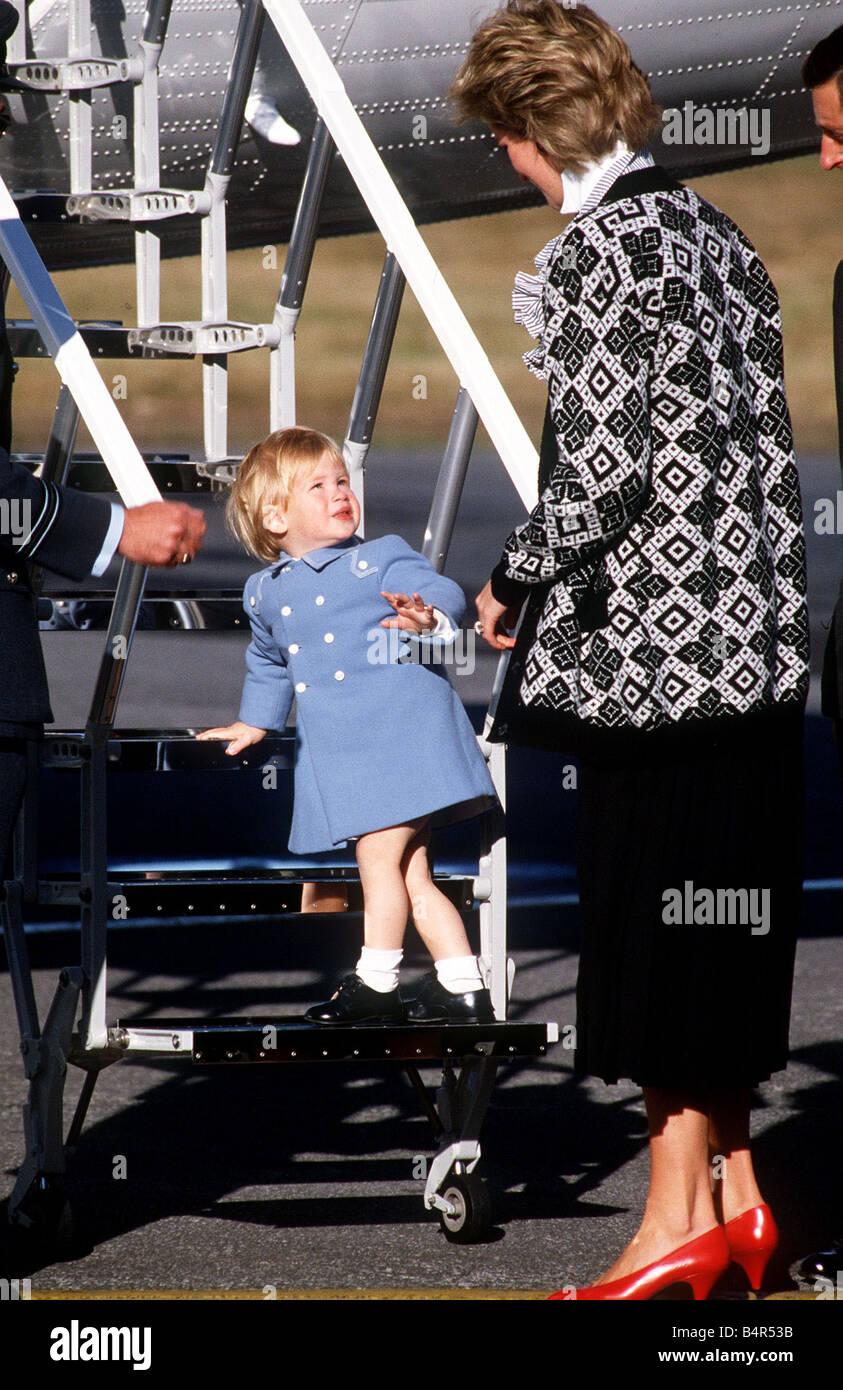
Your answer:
[0,446,114,580]
[237,576,295,731]
[379,538,466,639]
[493,229,658,598]
[0,299,113,577]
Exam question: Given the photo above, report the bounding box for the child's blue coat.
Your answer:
[238,534,496,853]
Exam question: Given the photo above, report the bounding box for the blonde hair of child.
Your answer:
[227,426,346,563]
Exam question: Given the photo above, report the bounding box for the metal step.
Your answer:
[13,451,228,489]
[10,194,78,225]
[8,320,136,358]
[128,320,278,355]
[95,1019,559,1063]
[7,56,142,92]
[41,731,293,772]
[36,870,477,917]
[66,188,210,221]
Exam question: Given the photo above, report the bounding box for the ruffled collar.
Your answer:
[512,145,655,381]
[560,139,630,214]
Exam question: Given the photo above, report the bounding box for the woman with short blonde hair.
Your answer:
[465,1,809,1301]
[451,0,661,172]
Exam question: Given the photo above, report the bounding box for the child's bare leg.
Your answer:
[304,823,422,1023]
[402,827,473,960]
[355,822,421,950]
[401,826,490,1018]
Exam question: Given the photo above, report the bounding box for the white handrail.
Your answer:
[262,0,539,511]
[0,176,161,507]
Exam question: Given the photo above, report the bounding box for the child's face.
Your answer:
[265,453,360,557]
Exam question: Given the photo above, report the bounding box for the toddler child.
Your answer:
[198,426,497,1024]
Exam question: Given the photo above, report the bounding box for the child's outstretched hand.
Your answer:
[380,590,436,632]
[196,721,266,755]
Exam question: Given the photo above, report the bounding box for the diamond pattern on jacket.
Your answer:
[501,181,809,731]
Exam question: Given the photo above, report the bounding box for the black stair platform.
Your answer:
[37,869,475,916]
[41,730,294,772]
[104,1018,558,1064]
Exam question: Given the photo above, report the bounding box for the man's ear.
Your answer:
[262,503,287,537]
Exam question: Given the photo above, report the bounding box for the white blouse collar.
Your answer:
[560,139,630,215]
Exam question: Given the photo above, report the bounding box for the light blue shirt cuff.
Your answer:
[90,503,125,577]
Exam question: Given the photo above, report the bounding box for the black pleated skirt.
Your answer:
[573,707,805,1089]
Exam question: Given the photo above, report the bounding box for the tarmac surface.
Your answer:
[0,913,840,1299]
[0,448,840,1314]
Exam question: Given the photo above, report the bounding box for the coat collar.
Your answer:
[273,535,362,574]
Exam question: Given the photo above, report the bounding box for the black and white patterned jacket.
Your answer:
[490,155,810,750]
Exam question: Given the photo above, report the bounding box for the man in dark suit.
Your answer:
[792,25,843,1291]
[0,440,206,878]
[803,26,843,769]
[0,0,205,879]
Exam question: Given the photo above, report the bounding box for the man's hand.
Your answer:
[117,501,206,567]
[475,579,522,650]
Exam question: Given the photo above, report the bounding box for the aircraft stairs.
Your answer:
[0,0,557,1252]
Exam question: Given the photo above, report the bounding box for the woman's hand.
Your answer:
[475,580,522,650]
[196,721,266,755]
[380,590,436,632]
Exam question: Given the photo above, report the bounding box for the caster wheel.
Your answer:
[438,1172,492,1244]
[9,1175,73,1250]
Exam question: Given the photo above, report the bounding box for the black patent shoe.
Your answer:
[304,973,404,1025]
[404,971,495,1024]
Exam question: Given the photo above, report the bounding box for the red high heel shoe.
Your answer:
[548,1226,731,1301]
[723,1204,778,1291]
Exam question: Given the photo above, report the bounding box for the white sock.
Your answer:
[356,946,403,993]
[435,955,484,994]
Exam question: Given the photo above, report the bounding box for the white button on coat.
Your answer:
[295,682,306,693]
[324,633,334,643]
[334,671,344,681]
[282,605,292,616]
[289,643,300,654]
[315,596,325,606]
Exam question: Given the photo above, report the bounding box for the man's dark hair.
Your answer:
[802,25,843,97]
